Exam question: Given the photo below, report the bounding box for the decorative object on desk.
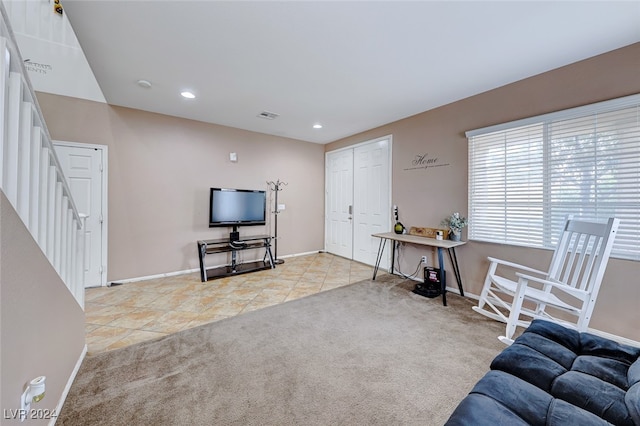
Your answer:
[393,222,405,234]
[266,179,288,264]
[408,226,449,239]
[441,212,467,241]
[393,205,405,234]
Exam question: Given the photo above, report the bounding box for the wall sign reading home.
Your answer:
[403,153,450,171]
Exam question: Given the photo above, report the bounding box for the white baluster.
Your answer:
[0,38,8,189]
[17,101,33,225]
[4,72,21,206]
[70,218,79,305]
[38,146,49,250]
[46,164,56,260]
[29,126,42,239]
[53,181,63,273]
[68,209,75,287]
[76,215,88,307]
[60,195,69,282]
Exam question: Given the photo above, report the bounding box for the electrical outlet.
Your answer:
[421,256,427,264]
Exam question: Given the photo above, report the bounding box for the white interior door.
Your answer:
[54,142,107,287]
[325,136,391,268]
[353,138,390,267]
[325,149,353,258]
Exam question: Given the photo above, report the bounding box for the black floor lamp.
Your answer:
[266,179,287,264]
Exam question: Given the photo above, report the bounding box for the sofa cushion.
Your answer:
[629,358,640,387]
[524,319,581,352]
[552,370,633,425]
[490,341,568,393]
[580,332,640,365]
[547,399,611,426]
[626,382,640,425]
[573,354,632,389]
[468,370,553,424]
[512,330,577,370]
[445,394,531,426]
[446,370,551,425]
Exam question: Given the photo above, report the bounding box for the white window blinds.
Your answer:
[467,94,640,260]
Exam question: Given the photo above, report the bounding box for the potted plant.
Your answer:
[441,212,468,241]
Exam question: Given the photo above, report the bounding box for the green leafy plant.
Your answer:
[441,212,468,234]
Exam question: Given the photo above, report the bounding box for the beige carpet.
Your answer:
[58,276,506,425]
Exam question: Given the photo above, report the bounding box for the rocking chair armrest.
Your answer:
[515,272,588,299]
[487,257,547,276]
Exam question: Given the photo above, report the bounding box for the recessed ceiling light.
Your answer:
[137,79,152,88]
[313,124,323,129]
[181,91,195,99]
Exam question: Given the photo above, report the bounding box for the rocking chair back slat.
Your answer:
[578,235,600,292]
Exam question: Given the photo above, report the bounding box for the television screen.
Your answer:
[209,188,266,227]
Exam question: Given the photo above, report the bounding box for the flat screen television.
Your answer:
[209,188,266,228]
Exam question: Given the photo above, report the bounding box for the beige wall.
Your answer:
[36,95,326,282]
[1,192,85,423]
[327,43,640,341]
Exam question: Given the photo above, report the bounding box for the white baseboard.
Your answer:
[51,344,87,425]
[107,268,200,286]
[279,250,323,259]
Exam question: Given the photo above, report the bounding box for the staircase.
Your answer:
[0,6,86,308]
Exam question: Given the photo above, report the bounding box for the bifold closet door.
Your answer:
[325,137,390,269]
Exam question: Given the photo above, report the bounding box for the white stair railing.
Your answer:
[0,6,86,308]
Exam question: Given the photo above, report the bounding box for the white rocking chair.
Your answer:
[472,216,620,345]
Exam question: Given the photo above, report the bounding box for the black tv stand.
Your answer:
[197,235,274,282]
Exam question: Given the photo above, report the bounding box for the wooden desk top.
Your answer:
[372,231,466,249]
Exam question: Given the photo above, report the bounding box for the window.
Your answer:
[467,94,640,260]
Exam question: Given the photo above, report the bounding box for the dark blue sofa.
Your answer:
[446,319,640,425]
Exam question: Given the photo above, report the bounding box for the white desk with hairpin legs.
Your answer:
[372,232,466,306]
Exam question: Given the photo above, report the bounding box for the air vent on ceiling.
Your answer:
[257,111,279,120]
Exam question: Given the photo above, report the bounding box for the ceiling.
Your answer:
[61,1,640,144]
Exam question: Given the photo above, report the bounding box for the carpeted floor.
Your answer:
[58,276,506,425]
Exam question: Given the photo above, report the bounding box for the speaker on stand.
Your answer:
[266,179,287,265]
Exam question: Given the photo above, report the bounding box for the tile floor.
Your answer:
[85,253,381,355]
